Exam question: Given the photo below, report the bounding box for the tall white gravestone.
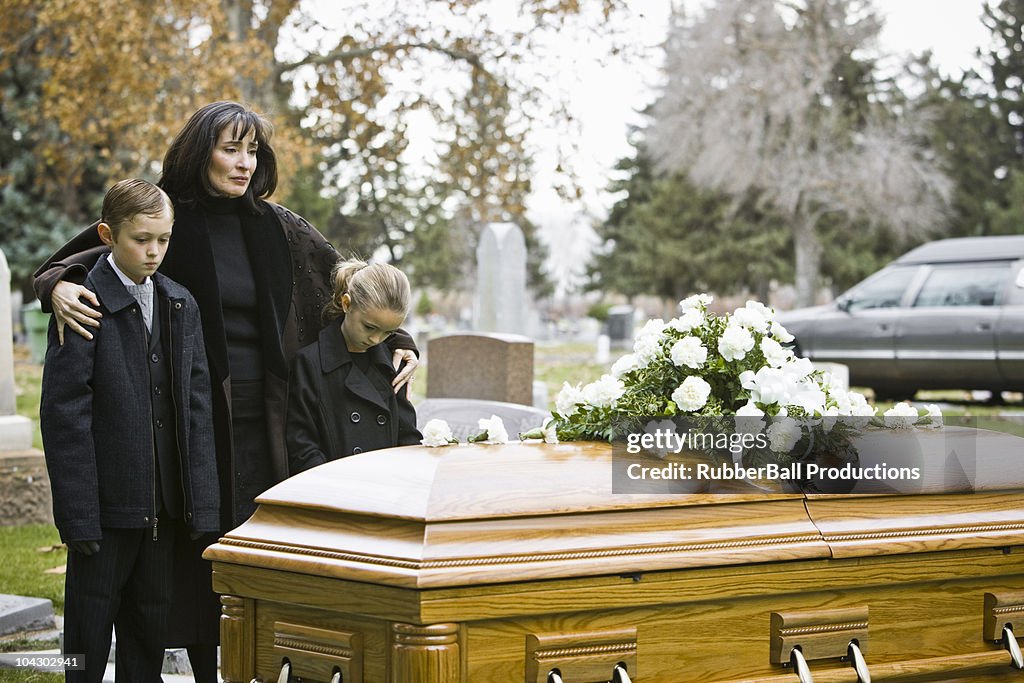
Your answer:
[0,249,32,449]
[474,222,527,334]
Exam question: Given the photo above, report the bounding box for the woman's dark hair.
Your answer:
[158,101,278,214]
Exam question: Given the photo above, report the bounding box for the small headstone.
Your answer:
[0,593,55,636]
[0,249,32,451]
[416,398,549,442]
[427,333,534,406]
[474,223,527,334]
[596,334,610,364]
[605,305,635,349]
[0,249,17,416]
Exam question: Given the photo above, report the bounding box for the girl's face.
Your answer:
[340,297,405,353]
[207,125,258,197]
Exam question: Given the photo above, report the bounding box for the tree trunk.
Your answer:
[793,213,822,308]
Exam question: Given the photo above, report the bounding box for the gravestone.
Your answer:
[474,222,527,334]
[416,398,549,442]
[605,304,635,349]
[0,249,31,450]
[0,248,50,526]
[427,333,533,406]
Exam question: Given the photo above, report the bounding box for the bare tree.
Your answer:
[646,0,951,306]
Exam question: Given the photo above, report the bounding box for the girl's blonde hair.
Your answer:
[323,258,411,322]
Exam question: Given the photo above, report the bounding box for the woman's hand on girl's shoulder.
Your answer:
[391,349,418,395]
[52,281,102,344]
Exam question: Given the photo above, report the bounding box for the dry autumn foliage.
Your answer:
[1,0,626,226]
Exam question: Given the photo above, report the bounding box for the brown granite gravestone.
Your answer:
[426,332,534,406]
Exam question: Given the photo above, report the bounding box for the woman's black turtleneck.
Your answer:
[201,195,264,381]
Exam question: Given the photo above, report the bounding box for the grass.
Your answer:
[0,671,64,682]
[0,525,66,615]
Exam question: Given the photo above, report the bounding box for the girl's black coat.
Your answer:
[286,321,422,474]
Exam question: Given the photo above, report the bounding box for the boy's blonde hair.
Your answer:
[323,258,410,322]
[101,179,173,237]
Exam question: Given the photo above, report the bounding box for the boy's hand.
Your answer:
[391,349,418,395]
[52,281,102,344]
[67,540,100,555]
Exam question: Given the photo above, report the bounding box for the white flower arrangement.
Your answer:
[551,295,942,451]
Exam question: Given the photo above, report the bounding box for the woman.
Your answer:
[34,101,418,681]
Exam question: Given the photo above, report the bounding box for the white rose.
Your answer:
[670,336,708,369]
[476,414,509,443]
[672,376,712,412]
[883,402,919,429]
[421,419,456,447]
[767,419,802,453]
[717,324,755,362]
[555,382,584,418]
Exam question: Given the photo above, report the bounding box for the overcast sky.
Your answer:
[530,0,994,293]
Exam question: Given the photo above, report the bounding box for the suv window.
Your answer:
[912,262,1010,307]
[844,267,917,311]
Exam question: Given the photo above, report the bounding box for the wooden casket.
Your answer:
[204,435,1024,682]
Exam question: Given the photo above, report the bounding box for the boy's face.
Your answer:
[98,205,173,284]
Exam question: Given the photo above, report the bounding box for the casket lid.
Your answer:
[254,441,792,522]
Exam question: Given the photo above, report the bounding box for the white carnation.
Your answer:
[672,376,712,412]
[731,301,772,332]
[632,334,662,367]
[555,382,584,418]
[670,336,707,369]
[770,320,795,343]
[718,324,755,362]
[668,309,704,333]
[421,419,456,447]
[610,353,640,378]
[679,293,713,311]
[476,414,509,443]
[760,337,793,368]
[883,402,919,429]
[581,374,625,409]
[767,419,803,453]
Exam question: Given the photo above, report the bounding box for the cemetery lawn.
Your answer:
[0,525,65,615]
[0,672,63,682]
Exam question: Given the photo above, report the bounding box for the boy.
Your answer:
[40,178,219,683]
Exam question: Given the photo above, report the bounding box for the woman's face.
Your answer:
[207,125,258,197]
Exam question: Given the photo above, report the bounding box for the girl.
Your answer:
[287,259,422,474]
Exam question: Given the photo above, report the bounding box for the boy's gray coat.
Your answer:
[40,258,219,542]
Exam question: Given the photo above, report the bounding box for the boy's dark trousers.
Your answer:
[63,523,177,683]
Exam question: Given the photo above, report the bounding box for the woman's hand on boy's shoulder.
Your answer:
[52,281,102,345]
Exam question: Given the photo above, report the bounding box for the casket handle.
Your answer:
[789,647,814,683]
[276,659,291,683]
[330,666,343,683]
[612,662,633,683]
[1004,624,1024,670]
[547,668,564,683]
[847,640,871,682]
